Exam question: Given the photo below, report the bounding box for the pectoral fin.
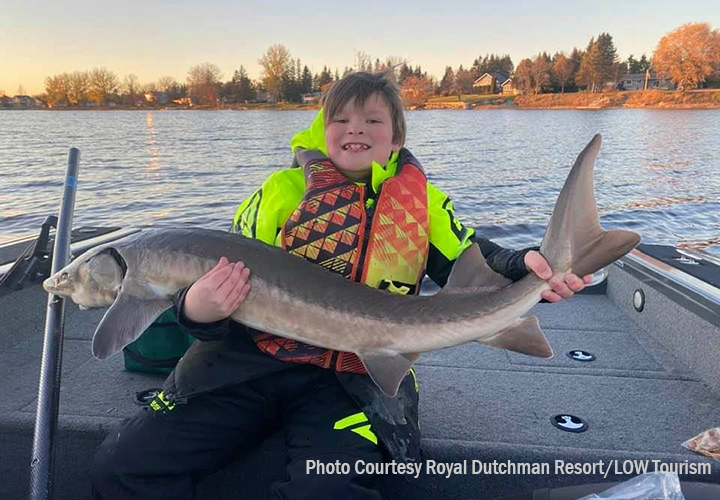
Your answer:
[358,352,420,398]
[482,316,554,358]
[92,291,172,359]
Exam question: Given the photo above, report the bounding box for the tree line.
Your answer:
[37,22,720,108]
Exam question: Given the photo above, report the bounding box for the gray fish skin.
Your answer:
[43,134,640,396]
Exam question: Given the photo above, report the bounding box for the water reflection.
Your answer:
[145,112,160,171]
[0,109,718,257]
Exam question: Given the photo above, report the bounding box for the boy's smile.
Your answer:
[325,93,400,181]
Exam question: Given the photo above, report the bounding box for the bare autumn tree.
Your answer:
[530,54,551,94]
[453,65,474,101]
[187,62,223,105]
[652,22,720,91]
[68,71,90,105]
[553,53,573,93]
[514,58,534,94]
[45,74,71,107]
[156,76,177,92]
[123,74,140,105]
[355,51,373,72]
[383,55,408,81]
[88,67,119,105]
[400,75,432,107]
[259,44,292,101]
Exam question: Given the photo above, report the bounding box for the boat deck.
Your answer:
[1,233,719,499]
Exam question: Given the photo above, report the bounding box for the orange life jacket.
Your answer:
[251,149,429,373]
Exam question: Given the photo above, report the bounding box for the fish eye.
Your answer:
[60,272,69,281]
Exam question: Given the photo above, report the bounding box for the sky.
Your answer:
[2,0,719,95]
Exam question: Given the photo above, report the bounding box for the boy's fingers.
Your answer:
[549,277,573,298]
[200,257,230,282]
[204,263,234,289]
[542,290,562,302]
[228,268,251,304]
[215,263,242,297]
[525,251,552,280]
[565,274,585,292]
[209,257,229,273]
[227,283,251,312]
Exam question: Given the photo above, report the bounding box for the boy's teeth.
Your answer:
[344,144,369,150]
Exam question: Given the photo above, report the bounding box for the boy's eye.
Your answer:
[334,118,349,123]
[367,119,381,124]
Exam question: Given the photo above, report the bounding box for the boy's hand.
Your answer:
[524,251,593,303]
[183,257,251,323]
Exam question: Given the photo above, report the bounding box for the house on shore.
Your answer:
[472,72,509,94]
[146,91,169,105]
[501,77,518,95]
[11,95,37,108]
[620,72,675,91]
[0,95,12,108]
[301,92,322,104]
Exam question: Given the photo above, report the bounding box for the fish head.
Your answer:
[43,247,124,308]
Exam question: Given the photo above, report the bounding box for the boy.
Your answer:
[91,71,590,499]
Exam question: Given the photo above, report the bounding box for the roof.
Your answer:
[474,72,510,85]
[622,72,662,79]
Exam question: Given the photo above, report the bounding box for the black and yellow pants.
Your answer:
[91,365,384,500]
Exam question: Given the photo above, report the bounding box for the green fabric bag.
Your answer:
[122,309,195,374]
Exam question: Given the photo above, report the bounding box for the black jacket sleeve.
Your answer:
[472,234,537,282]
[171,285,232,341]
[427,236,534,288]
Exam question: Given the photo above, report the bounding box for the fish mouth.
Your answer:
[43,275,71,295]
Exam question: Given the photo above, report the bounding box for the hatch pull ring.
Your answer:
[567,350,596,362]
[551,414,588,433]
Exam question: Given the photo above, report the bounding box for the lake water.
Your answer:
[1,109,719,256]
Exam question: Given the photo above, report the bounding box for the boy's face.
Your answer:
[325,93,400,181]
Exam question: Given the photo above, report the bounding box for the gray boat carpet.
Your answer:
[1,284,719,499]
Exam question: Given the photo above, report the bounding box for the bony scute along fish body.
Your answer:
[43,135,641,397]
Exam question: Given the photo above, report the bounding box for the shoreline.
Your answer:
[4,90,720,111]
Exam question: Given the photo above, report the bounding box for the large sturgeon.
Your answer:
[44,135,640,397]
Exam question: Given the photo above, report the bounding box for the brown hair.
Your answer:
[321,71,406,147]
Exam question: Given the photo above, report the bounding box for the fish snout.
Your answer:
[43,272,73,295]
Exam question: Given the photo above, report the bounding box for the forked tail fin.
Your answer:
[540,134,641,278]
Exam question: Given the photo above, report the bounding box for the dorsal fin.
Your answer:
[443,243,512,292]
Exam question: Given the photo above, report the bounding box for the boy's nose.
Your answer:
[347,120,365,134]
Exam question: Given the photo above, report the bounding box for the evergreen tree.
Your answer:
[318,66,334,88]
[626,55,640,73]
[638,54,651,72]
[227,66,255,103]
[596,32,619,87]
[472,54,514,78]
[280,59,302,102]
[301,66,313,94]
[398,63,413,83]
[438,66,455,96]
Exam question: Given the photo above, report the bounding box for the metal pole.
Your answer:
[29,148,80,500]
